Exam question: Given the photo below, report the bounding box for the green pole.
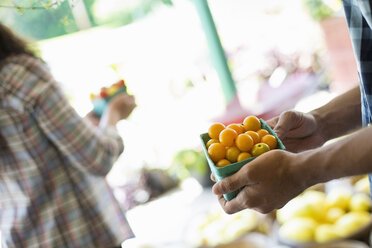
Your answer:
[191,0,237,104]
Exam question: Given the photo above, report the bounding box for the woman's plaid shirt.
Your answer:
[0,55,133,247]
[342,0,372,195]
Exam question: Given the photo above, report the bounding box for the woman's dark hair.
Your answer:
[0,23,35,60]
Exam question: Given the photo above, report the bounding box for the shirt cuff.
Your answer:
[102,125,121,138]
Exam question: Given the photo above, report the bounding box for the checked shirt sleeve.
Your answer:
[31,66,124,176]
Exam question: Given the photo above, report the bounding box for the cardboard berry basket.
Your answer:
[92,86,127,116]
[200,119,285,201]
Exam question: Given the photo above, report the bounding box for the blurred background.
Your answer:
[1,0,370,247]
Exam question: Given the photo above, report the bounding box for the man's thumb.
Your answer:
[273,111,297,140]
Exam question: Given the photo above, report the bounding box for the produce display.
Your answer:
[185,207,260,247]
[183,177,372,247]
[90,79,127,116]
[200,116,285,201]
[354,175,370,195]
[277,182,372,245]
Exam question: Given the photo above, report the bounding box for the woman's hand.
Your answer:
[100,94,137,128]
[107,94,137,121]
[266,110,326,153]
[84,111,100,126]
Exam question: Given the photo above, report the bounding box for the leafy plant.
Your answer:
[0,0,172,13]
[0,0,78,40]
[0,0,71,11]
[0,0,173,40]
[91,0,173,27]
[303,0,342,20]
[168,149,211,186]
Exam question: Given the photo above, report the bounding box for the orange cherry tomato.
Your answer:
[208,143,226,163]
[261,134,278,150]
[227,123,245,135]
[237,152,252,162]
[257,129,270,140]
[206,139,219,149]
[219,128,238,147]
[226,146,240,163]
[216,159,231,167]
[245,131,260,144]
[235,133,254,152]
[243,115,261,132]
[208,123,225,140]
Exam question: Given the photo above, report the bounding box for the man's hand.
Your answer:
[266,110,325,153]
[211,88,365,215]
[212,150,306,214]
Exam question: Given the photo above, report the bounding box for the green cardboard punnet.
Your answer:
[200,119,286,201]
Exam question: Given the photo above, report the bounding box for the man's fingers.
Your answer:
[273,111,298,140]
[265,116,279,129]
[217,186,257,214]
[212,170,248,195]
[210,173,216,182]
[217,194,245,214]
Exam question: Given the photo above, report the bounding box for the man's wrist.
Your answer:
[309,109,329,142]
[290,150,321,191]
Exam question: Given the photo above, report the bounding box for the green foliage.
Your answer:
[303,0,342,20]
[0,0,63,10]
[0,0,78,40]
[161,0,173,6]
[0,0,173,40]
[168,149,208,182]
[91,0,172,27]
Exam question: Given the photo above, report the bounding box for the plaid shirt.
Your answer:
[0,55,133,248]
[342,0,372,194]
